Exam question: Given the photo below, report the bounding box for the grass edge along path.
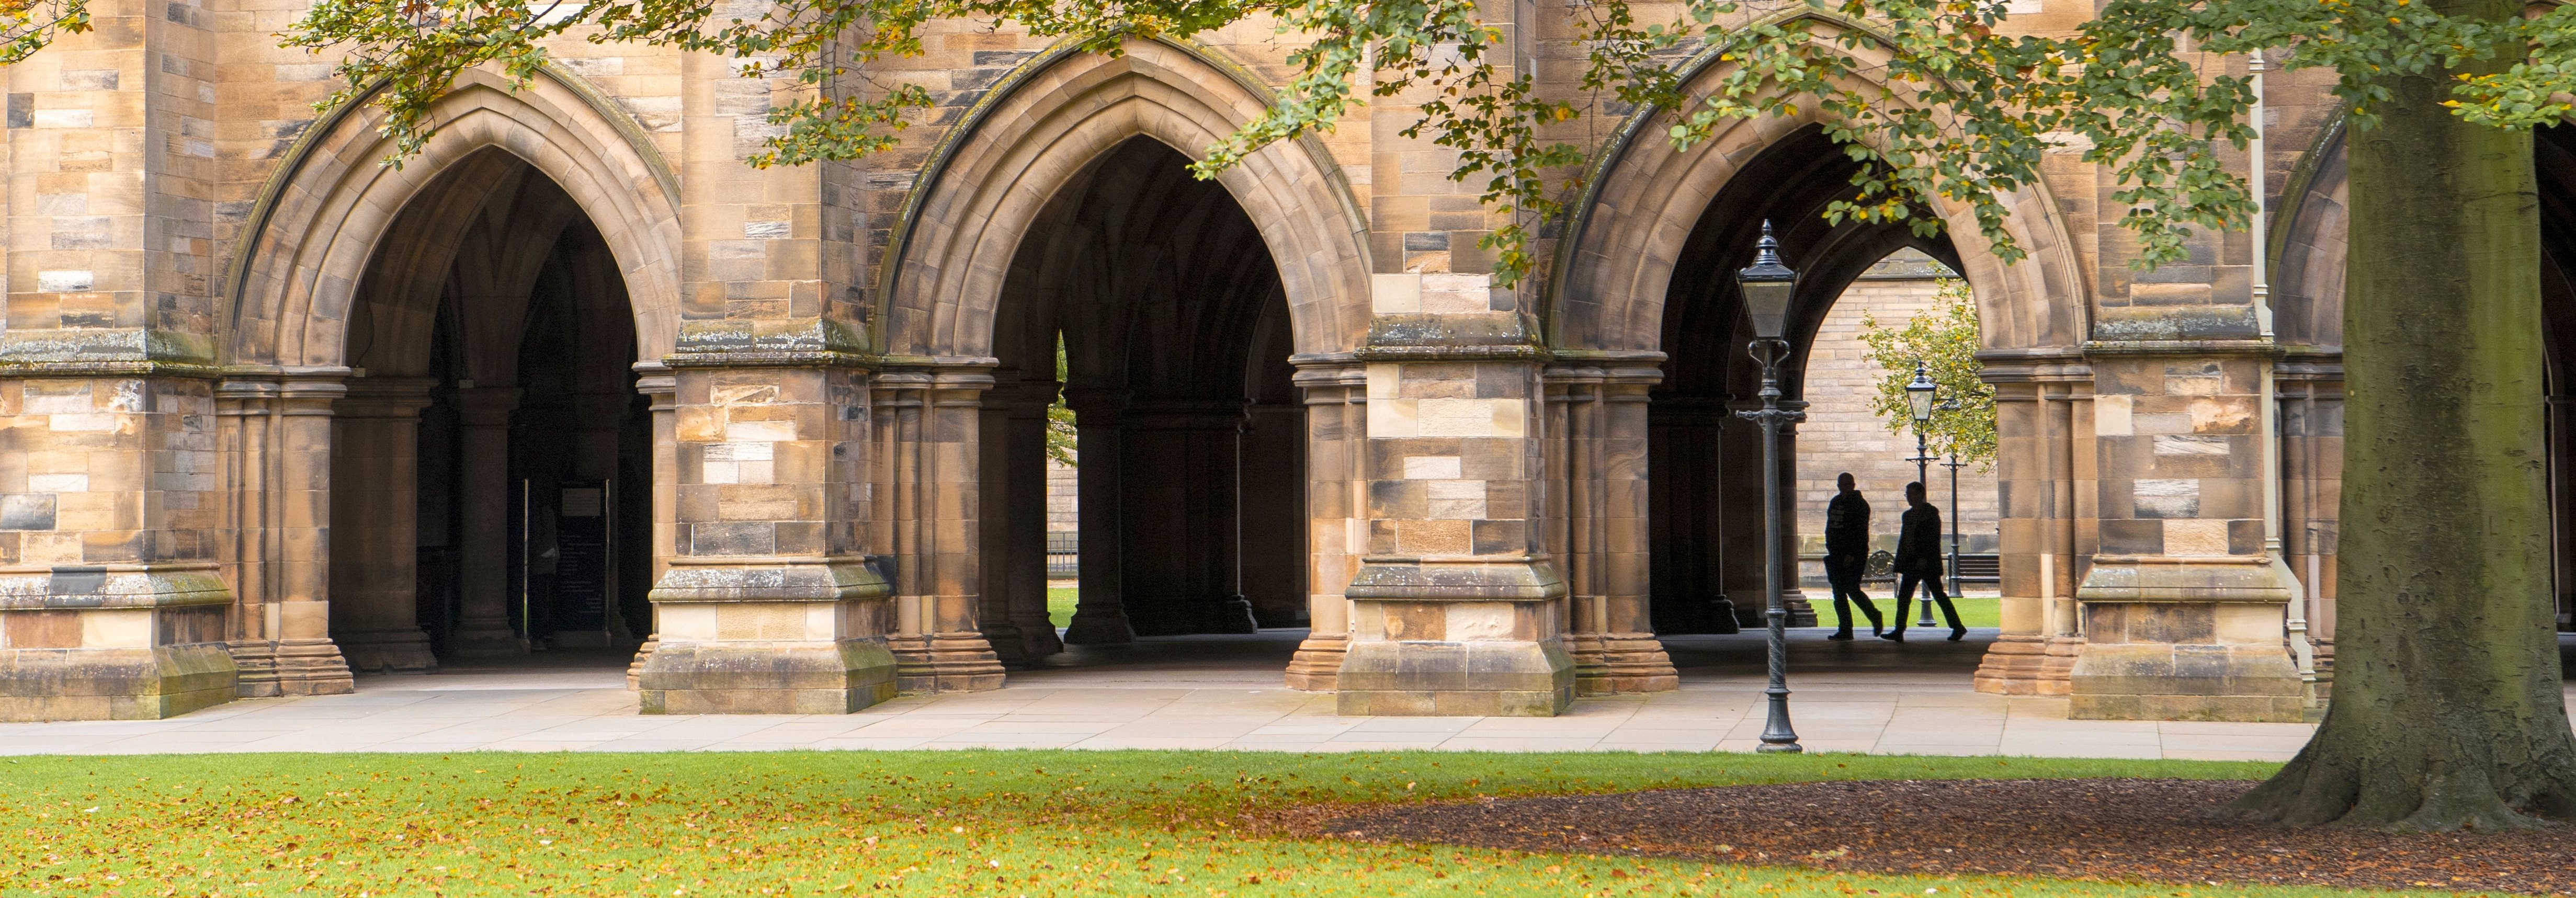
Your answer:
[0,749,2470,897]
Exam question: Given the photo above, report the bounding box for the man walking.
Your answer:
[1883,481,1968,642]
[1823,472,1882,639]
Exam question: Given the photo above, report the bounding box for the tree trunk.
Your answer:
[2233,0,2576,829]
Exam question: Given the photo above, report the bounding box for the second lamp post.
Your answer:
[1735,221,1802,754]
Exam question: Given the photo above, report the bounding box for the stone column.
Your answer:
[0,372,240,720]
[328,378,439,673]
[448,386,524,656]
[871,362,1008,693]
[2278,354,2342,684]
[638,362,907,713]
[1285,360,1364,689]
[1772,400,1816,626]
[1333,271,1573,715]
[1239,399,1310,626]
[1647,398,1737,632]
[976,378,1061,664]
[1545,357,1678,695]
[1120,400,1256,635]
[219,370,356,697]
[2068,347,2302,722]
[626,366,677,689]
[1060,387,1135,644]
[1336,350,1571,715]
[1975,354,2093,695]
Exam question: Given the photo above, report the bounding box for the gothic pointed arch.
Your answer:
[875,39,1372,358]
[222,65,684,369]
[1548,13,2089,356]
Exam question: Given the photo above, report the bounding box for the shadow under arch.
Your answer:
[1546,11,2088,357]
[222,65,684,371]
[873,39,1373,359]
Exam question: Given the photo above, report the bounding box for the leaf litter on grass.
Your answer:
[0,750,2449,897]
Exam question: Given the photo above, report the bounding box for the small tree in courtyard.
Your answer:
[1857,278,1993,471]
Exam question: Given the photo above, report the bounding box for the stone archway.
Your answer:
[2270,121,2576,687]
[868,39,1375,690]
[1546,19,2093,695]
[214,66,684,696]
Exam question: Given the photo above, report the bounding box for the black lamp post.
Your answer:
[1735,221,1802,754]
[1904,364,1938,627]
[1940,449,1967,598]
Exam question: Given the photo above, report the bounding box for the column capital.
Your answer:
[337,377,438,419]
[452,385,523,427]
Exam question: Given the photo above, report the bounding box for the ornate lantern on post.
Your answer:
[1735,221,1803,754]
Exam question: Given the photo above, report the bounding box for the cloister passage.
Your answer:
[329,150,654,672]
[974,138,1309,667]
[1649,123,1979,634]
[2540,124,2576,635]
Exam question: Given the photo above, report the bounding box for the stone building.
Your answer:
[1790,251,1999,589]
[0,0,2455,723]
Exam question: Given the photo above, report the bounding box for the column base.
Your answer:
[1284,631,1348,691]
[627,638,657,690]
[1336,639,1574,716]
[1208,596,1259,634]
[1062,607,1135,645]
[1972,634,2081,696]
[231,638,356,698]
[447,617,525,658]
[979,620,1034,667]
[638,640,898,714]
[643,557,916,712]
[1573,632,1679,695]
[335,628,439,674]
[2068,642,2303,721]
[0,646,239,721]
[1779,588,1819,628]
[2066,556,2305,723]
[0,568,242,720]
[893,633,1008,692]
[1333,556,1574,716]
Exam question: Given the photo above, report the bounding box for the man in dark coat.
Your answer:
[1822,472,1882,639]
[1884,481,1967,642]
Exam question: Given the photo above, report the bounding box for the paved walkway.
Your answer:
[0,629,2401,760]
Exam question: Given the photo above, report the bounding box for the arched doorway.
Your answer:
[975,138,1308,664]
[329,151,655,672]
[2270,121,2576,688]
[1645,123,1972,634]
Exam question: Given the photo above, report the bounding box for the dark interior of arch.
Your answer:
[977,137,1307,665]
[334,151,652,670]
[1649,123,1964,634]
[2536,123,2576,631]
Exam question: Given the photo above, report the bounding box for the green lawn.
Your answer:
[1819,594,2001,629]
[1048,590,2000,632]
[0,750,2448,897]
[1048,586,1077,628]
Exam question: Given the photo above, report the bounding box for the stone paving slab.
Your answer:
[2,630,2568,759]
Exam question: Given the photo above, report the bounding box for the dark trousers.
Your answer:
[1891,571,1962,633]
[1825,555,1881,633]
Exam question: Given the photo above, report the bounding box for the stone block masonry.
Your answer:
[0,0,2357,722]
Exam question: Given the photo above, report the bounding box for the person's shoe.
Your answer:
[1880,631,1905,642]
[1871,623,1885,637]
[1949,627,1968,642]
[1828,630,1855,641]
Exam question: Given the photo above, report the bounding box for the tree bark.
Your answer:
[2233,0,2576,829]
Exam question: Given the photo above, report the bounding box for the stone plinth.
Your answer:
[2069,556,2303,722]
[1334,558,1574,716]
[0,567,237,721]
[637,558,898,714]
